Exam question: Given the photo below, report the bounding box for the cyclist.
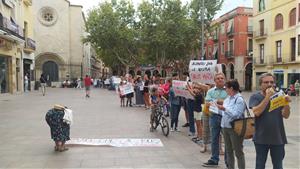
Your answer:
[150,87,167,132]
[40,73,47,96]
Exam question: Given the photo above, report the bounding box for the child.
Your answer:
[118,81,126,107]
[149,87,167,132]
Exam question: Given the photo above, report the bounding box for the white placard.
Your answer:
[113,77,121,84]
[172,80,194,100]
[66,138,163,147]
[189,60,217,84]
[119,84,134,95]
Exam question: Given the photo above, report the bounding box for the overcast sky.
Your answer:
[69,0,252,18]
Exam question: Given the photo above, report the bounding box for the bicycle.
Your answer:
[151,101,170,137]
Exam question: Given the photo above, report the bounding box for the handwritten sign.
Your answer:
[189,60,217,84]
[66,138,163,147]
[119,84,134,95]
[172,80,194,100]
[269,90,289,112]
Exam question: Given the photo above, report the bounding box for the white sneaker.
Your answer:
[175,128,180,132]
[188,132,195,136]
[170,128,175,132]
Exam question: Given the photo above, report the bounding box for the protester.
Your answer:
[143,74,151,109]
[118,81,126,107]
[217,79,246,169]
[187,82,209,144]
[134,76,145,106]
[84,74,92,98]
[45,105,71,152]
[163,78,171,117]
[249,73,291,169]
[203,72,228,167]
[149,87,167,132]
[169,73,181,132]
[181,72,190,127]
[126,74,134,107]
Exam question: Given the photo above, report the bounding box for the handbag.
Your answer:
[231,99,255,139]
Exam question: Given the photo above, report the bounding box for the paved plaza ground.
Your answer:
[0,87,299,168]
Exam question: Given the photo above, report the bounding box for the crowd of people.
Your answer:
[44,71,293,169]
[113,72,292,169]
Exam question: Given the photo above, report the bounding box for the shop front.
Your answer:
[0,55,9,93]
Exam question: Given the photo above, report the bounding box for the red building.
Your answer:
[204,7,253,90]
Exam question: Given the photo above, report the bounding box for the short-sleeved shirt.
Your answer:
[84,77,92,86]
[205,87,228,114]
[249,92,287,145]
[205,87,227,102]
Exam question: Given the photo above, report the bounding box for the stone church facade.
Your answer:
[33,0,86,86]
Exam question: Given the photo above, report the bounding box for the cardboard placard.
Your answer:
[189,60,217,84]
[119,84,134,95]
[172,80,194,100]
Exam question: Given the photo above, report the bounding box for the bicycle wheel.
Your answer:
[153,115,159,129]
[160,116,169,137]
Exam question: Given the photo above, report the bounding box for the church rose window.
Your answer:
[38,7,58,26]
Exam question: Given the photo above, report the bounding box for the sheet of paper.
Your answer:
[269,90,289,112]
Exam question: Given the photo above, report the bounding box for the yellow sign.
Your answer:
[269,91,289,112]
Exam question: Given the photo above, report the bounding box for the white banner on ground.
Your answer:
[172,80,194,100]
[189,60,217,84]
[119,84,134,95]
[66,138,163,147]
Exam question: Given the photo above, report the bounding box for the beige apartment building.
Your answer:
[0,0,35,94]
[253,0,299,90]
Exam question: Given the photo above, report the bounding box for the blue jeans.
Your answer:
[209,114,222,163]
[254,144,285,169]
[187,99,195,133]
[170,104,181,129]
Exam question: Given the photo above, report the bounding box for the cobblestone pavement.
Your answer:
[0,88,299,168]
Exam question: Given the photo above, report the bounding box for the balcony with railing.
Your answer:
[254,29,267,40]
[0,15,24,41]
[253,57,265,65]
[273,54,299,65]
[24,37,36,53]
[225,51,234,59]
[247,26,253,34]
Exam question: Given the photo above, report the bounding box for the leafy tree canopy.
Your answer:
[85,0,223,73]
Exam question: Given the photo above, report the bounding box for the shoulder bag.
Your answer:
[231,98,255,139]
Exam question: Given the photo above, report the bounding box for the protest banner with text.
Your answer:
[172,80,194,100]
[119,84,134,95]
[189,60,217,84]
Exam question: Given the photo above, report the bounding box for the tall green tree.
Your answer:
[85,0,223,74]
[85,0,138,73]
